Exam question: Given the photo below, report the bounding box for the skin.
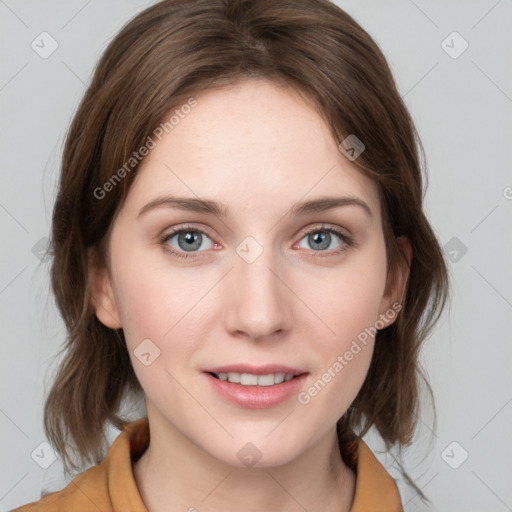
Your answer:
[90,78,411,512]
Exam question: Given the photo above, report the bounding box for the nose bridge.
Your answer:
[224,242,292,340]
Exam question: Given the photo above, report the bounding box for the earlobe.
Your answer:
[378,236,412,328]
[88,248,122,329]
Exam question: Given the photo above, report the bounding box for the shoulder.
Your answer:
[10,418,150,512]
[9,464,110,511]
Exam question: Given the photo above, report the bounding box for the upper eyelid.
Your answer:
[162,223,350,245]
[163,224,213,240]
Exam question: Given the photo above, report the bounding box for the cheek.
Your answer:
[294,242,387,410]
[111,245,208,340]
[301,241,388,350]
[112,265,202,396]
[110,249,219,387]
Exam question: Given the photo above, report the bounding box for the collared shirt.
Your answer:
[12,417,402,511]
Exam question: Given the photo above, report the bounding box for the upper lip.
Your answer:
[204,364,307,376]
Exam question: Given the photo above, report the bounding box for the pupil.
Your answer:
[310,231,329,250]
[179,231,201,251]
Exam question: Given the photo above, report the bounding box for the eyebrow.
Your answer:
[137,195,373,219]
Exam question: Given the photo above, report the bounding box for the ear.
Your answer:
[377,236,412,328]
[88,248,122,329]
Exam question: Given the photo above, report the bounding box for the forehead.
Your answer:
[123,79,381,223]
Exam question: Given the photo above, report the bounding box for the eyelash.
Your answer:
[159,224,355,260]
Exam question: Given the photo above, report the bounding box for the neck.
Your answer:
[133,407,356,512]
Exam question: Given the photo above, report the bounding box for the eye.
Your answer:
[295,225,353,256]
[160,224,354,261]
[160,226,216,259]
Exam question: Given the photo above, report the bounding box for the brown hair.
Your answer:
[45,0,448,494]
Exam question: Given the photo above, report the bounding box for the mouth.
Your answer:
[203,367,309,409]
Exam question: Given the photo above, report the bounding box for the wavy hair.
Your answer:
[44,0,448,498]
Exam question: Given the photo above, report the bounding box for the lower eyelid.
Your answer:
[295,232,352,254]
[161,226,353,258]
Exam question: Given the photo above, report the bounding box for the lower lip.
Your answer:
[204,372,308,409]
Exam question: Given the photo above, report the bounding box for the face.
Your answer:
[91,78,409,468]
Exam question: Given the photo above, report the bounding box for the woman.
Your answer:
[13,0,448,510]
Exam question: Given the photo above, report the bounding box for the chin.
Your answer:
[204,431,312,469]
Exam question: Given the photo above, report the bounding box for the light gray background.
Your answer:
[1,1,511,510]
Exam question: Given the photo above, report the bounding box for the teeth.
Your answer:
[216,372,296,386]
[273,373,285,384]
[240,373,258,385]
[257,374,274,386]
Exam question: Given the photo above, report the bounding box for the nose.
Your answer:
[223,250,294,343]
